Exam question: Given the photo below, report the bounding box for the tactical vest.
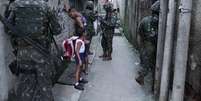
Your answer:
[14,0,48,38]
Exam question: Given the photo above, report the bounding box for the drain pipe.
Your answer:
[159,0,176,101]
[172,0,192,101]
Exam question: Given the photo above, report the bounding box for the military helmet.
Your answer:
[103,2,113,12]
[85,0,94,10]
[151,0,160,14]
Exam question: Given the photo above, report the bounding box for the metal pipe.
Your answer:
[159,0,176,100]
[172,0,192,101]
[154,0,168,98]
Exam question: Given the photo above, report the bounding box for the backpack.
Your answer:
[62,36,78,61]
[14,0,48,37]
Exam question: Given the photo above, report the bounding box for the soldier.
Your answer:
[99,2,116,61]
[135,0,159,85]
[81,0,96,74]
[82,0,96,55]
[6,0,61,101]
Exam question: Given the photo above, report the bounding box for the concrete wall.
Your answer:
[186,0,201,99]
[114,0,152,47]
[0,1,16,101]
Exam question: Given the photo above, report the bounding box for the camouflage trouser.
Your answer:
[101,34,107,54]
[15,47,55,101]
[102,29,114,55]
[139,41,156,76]
[85,26,95,54]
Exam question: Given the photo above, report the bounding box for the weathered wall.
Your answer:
[115,0,153,47]
[116,0,201,100]
[0,1,16,101]
[186,0,201,100]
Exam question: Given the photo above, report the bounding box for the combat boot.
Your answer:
[99,53,106,58]
[107,54,112,60]
[103,54,112,61]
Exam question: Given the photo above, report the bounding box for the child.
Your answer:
[74,33,88,90]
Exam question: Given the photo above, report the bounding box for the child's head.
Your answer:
[67,7,77,18]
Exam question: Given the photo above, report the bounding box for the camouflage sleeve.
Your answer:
[47,9,62,35]
[7,2,16,23]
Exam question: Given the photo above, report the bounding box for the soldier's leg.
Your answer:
[85,35,93,55]
[15,49,38,101]
[149,45,157,91]
[102,34,109,61]
[16,68,37,101]
[100,35,107,58]
[136,48,149,85]
[103,30,113,61]
[88,30,95,54]
[33,63,55,101]
[108,32,114,59]
[16,61,54,101]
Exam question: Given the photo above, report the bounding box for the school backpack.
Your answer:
[62,36,78,61]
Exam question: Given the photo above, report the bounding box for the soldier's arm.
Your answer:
[48,10,62,35]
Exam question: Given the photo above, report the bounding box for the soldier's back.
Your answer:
[8,1,61,101]
[13,0,49,38]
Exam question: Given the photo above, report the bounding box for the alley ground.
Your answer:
[53,34,153,101]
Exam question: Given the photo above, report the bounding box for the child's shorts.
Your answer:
[75,53,86,65]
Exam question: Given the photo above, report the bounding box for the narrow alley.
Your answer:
[0,0,201,101]
[79,36,153,101]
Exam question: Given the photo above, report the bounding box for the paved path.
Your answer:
[53,36,153,101]
[78,36,153,101]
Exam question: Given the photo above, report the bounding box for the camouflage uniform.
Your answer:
[136,1,159,85]
[101,2,116,58]
[138,15,158,75]
[82,1,96,54]
[101,15,116,56]
[8,0,61,101]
